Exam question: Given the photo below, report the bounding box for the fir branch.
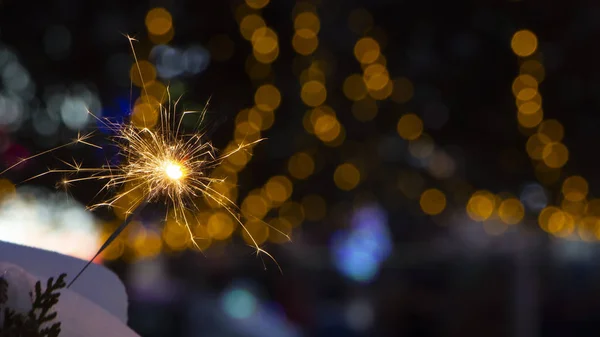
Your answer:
[1,308,38,337]
[30,274,66,328]
[0,274,66,337]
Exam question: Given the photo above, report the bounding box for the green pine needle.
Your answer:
[0,273,66,337]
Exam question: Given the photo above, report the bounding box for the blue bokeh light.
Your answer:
[335,243,380,282]
[98,96,132,134]
[520,182,548,212]
[221,287,258,320]
[331,204,392,283]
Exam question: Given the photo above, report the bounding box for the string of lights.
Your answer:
[511,28,600,240]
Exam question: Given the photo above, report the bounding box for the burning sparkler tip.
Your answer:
[163,160,185,181]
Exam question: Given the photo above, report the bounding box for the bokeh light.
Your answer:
[207,211,236,240]
[538,119,564,143]
[221,286,258,319]
[241,219,269,246]
[129,60,156,87]
[294,12,320,34]
[245,0,269,9]
[240,14,266,41]
[288,152,315,180]
[354,38,380,64]
[301,80,327,107]
[352,97,378,122]
[498,198,525,225]
[343,74,367,101]
[146,8,173,36]
[542,142,569,168]
[334,163,360,191]
[467,190,496,222]
[408,134,434,159]
[279,201,305,228]
[520,183,548,212]
[265,176,293,205]
[254,84,281,111]
[3,4,600,335]
[332,204,391,283]
[268,218,293,243]
[397,113,424,140]
[511,29,538,57]
[345,298,375,332]
[562,176,588,202]
[419,188,447,215]
[292,30,319,56]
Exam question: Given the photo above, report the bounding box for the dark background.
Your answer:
[2,0,600,336]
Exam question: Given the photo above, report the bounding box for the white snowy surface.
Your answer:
[0,263,32,316]
[0,187,101,260]
[0,239,128,322]
[0,261,140,337]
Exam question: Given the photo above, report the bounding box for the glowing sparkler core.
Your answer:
[163,160,185,181]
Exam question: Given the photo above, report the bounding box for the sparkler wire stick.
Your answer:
[67,199,149,288]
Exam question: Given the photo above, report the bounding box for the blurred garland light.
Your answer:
[334,163,361,191]
[498,198,525,225]
[292,9,320,55]
[511,29,538,57]
[288,152,315,180]
[245,0,269,9]
[352,97,378,122]
[300,80,327,107]
[509,28,597,240]
[146,7,174,44]
[419,188,447,216]
[354,37,380,64]
[562,176,588,202]
[467,190,496,222]
[232,0,301,246]
[397,113,424,140]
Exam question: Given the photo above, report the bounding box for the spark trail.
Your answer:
[2,36,284,287]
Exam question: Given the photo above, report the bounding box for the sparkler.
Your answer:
[1,36,283,287]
